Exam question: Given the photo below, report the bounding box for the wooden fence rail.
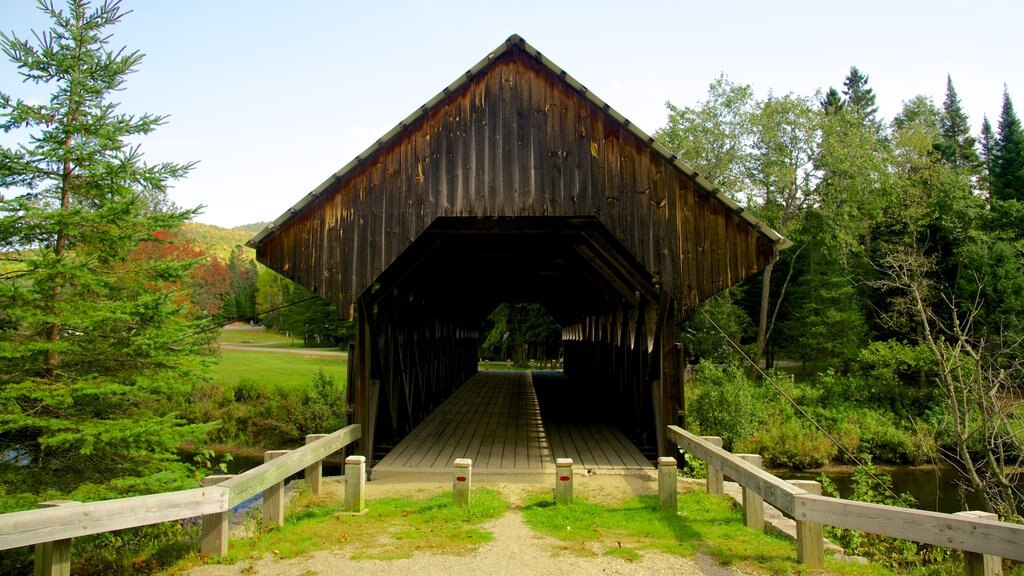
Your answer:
[667,425,1024,567]
[0,424,361,572]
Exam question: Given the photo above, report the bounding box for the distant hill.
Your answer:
[233,221,271,233]
[179,222,255,259]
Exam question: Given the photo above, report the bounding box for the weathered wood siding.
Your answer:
[255,41,774,318]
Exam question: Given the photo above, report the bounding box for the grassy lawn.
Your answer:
[217,325,346,348]
[521,490,895,576]
[211,348,347,392]
[167,488,509,572]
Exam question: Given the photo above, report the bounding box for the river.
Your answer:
[774,464,991,514]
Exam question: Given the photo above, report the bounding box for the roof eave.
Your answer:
[247,34,790,252]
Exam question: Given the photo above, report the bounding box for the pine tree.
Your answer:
[842,66,880,127]
[938,75,979,170]
[979,116,995,194]
[820,87,845,115]
[991,88,1024,202]
[0,0,211,492]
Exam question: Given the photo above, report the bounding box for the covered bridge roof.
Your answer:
[249,35,788,320]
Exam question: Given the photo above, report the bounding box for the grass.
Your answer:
[521,490,896,576]
[211,348,347,393]
[218,325,350,350]
[166,488,509,572]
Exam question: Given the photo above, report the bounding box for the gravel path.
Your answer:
[182,473,751,576]
[186,509,719,576]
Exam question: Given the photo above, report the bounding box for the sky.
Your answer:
[1,0,1021,229]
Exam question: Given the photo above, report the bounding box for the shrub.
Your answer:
[688,362,765,451]
[737,414,836,469]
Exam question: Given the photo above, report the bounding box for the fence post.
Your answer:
[345,455,366,513]
[200,475,235,557]
[700,436,724,495]
[453,458,472,507]
[658,456,678,511]
[736,454,764,530]
[955,511,1003,576]
[34,500,77,576]
[555,458,573,505]
[789,480,824,569]
[263,450,290,527]
[305,434,329,496]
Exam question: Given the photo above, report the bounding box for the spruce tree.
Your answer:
[0,0,211,493]
[938,75,979,170]
[820,87,845,115]
[979,116,995,194]
[991,88,1024,202]
[842,66,880,127]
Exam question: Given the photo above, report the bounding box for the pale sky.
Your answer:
[2,0,1021,228]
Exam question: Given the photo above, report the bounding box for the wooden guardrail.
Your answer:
[667,425,1024,573]
[0,424,361,573]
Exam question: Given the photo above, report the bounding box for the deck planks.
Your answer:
[374,371,652,472]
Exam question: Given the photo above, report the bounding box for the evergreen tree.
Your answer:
[226,245,258,320]
[938,75,979,170]
[979,116,995,194]
[0,1,211,492]
[991,88,1024,201]
[842,66,880,128]
[820,87,845,115]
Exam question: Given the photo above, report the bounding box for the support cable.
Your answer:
[698,306,905,503]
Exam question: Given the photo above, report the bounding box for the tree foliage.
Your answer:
[0,0,212,493]
[991,88,1024,202]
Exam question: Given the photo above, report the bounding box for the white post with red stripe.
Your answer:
[555,458,573,504]
[453,458,472,507]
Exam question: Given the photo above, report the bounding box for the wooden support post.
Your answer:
[956,511,1003,576]
[200,475,235,557]
[345,455,366,513]
[34,500,77,576]
[736,454,764,530]
[700,436,724,495]
[555,458,573,505]
[262,450,290,527]
[453,458,472,507]
[789,480,824,569]
[304,434,329,495]
[658,456,678,511]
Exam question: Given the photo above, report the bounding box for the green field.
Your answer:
[211,349,347,391]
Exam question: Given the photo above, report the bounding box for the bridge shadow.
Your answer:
[373,371,651,472]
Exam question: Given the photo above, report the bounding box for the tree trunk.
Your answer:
[45,139,74,372]
[755,260,775,369]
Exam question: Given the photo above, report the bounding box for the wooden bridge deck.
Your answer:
[374,371,652,472]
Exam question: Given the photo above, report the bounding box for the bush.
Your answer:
[184,370,347,449]
[688,362,765,451]
[738,413,836,469]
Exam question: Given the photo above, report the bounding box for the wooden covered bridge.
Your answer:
[248,35,788,471]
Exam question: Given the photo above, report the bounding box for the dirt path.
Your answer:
[188,510,721,576]
[181,473,749,576]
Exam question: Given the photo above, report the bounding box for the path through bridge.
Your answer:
[374,371,652,472]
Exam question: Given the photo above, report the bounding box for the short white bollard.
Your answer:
[263,450,290,527]
[555,458,573,504]
[955,511,1003,576]
[658,457,678,511]
[345,455,366,513]
[453,458,472,507]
